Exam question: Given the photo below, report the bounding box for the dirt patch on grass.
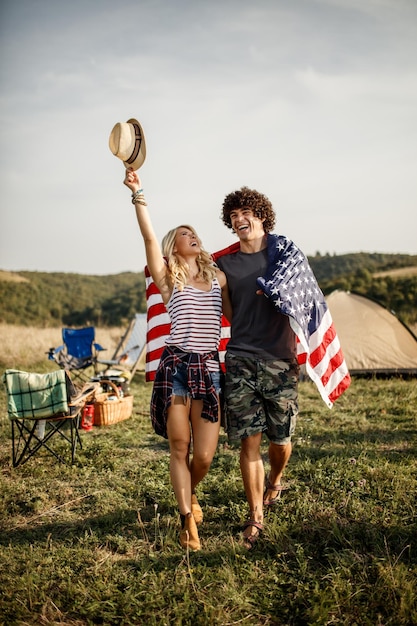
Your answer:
[373,266,417,278]
[0,270,29,283]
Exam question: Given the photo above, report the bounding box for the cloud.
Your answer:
[0,0,416,274]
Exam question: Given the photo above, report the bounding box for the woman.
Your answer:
[124,168,231,551]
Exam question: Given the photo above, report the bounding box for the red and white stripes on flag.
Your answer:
[144,266,171,381]
[294,311,351,407]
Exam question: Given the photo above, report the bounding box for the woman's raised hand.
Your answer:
[123,167,141,193]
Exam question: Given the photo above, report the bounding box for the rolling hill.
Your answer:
[1,251,416,328]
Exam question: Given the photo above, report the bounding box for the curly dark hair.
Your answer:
[221,186,276,233]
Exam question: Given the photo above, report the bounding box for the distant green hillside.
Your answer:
[1,251,416,328]
[308,252,417,282]
[0,271,146,327]
[308,252,417,327]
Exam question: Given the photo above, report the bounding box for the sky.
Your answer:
[1,0,416,276]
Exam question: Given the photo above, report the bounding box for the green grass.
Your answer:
[0,368,416,625]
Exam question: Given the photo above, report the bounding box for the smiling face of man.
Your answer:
[229,208,266,244]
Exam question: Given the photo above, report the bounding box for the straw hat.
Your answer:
[108,118,146,170]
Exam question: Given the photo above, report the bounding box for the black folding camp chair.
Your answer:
[48,327,106,382]
[3,369,98,467]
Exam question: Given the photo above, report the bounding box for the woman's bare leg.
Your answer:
[166,395,192,515]
[189,398,220,491]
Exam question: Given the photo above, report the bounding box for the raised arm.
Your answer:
[123,169,171,303]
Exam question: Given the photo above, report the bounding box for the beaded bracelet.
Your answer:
[131,189,147,206]
[131,188,143,200]
[132,197,148,206]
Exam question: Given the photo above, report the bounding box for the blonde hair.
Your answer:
[161,224,216,290]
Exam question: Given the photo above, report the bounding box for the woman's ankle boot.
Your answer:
[179,512,201,551]
[191,494,203,525]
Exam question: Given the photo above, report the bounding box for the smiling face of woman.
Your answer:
[173,226,201,257]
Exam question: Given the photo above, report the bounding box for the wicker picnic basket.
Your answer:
[93,380,133,426]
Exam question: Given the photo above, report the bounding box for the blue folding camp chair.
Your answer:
[48,327,106,382]
[3,369,99,467]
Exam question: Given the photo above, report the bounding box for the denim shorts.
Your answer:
[172,362,222,396]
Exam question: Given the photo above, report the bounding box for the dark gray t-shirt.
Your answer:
[217,248,297,360]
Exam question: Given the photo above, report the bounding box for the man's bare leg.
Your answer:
[264,441,292,502]
[240,433,264,542]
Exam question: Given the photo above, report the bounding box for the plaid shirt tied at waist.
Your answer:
[150,346,220,439]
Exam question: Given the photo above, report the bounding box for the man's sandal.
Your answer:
[242,520,264,550]
[263,478,286,507]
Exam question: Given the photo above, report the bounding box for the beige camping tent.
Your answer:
[326,291,417,375]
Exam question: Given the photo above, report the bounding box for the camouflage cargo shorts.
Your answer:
[224,353,299,444]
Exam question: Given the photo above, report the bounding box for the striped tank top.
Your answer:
[166,278,222,372]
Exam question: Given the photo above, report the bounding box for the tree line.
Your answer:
[1,251,416,328]
[309,252,417,327]
[0,271,146,327]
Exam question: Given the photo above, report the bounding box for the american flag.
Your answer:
[253,234,351,407]
[145,235,351,407]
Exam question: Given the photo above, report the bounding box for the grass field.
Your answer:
[0,330,416,625]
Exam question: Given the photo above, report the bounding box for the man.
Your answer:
[214,186,350,549]
[212,186,297,549]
